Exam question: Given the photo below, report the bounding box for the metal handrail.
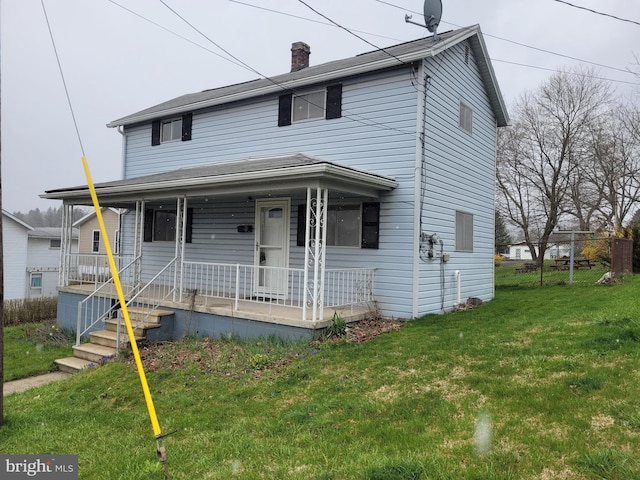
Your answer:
[75,255,141,345]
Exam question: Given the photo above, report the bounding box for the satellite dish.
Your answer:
[423,0,442,35]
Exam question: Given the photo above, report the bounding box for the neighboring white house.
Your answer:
[45,25,510,340]
[2,210,78,300]
[27,227,78,299]
[3,210,33,300]
[508,242,571,261]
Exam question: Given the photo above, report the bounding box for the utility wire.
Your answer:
[106,0,246,70]
[40,0,85,155]
[552,0,640,27]
[492,58,639,86]
[375,0,635,76]
[227,0,403,42]
[157,0,418,138]
[158,0,269,80]
[296,0,407,65]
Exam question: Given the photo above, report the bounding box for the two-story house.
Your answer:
[44,25,509,343]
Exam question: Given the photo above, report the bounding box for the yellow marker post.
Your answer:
[80,156,169,476]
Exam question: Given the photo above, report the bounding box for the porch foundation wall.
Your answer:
[57,290,324,342]
[148,309,323,342]
[56,290,86,334]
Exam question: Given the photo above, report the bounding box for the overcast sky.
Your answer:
[1,0,639,213]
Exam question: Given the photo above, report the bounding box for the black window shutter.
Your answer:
[151,121,161,146]
[278,93,293,126]
[185,208,194,243]
[361,202,380,249]
[181,113,193,141]
[144,209,154,242]
[325,84,342,120]
[296,204,306,247]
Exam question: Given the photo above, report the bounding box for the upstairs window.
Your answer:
[278,83,342,126]
[49,238,61,249]
[293,91,325,122]
[151,113,193,146]
[161,118,183,142]
[459,102,473,134]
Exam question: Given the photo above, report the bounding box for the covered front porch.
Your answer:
[46,154,397,340]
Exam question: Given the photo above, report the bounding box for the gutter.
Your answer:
[42,164,398,200]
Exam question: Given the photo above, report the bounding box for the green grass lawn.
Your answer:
[3,277,640,479]
[3,322,73,382]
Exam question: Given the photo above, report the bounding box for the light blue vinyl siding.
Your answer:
[418,41,497,313]
[119,50,500,319]
[122,67,420,318]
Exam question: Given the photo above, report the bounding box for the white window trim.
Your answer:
[160,117,182,143]
[459,101,473,134]
[292,90,326,123]
[30,273,43,289]
[455,210,474,252]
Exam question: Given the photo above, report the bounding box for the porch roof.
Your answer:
[42,153,397,206]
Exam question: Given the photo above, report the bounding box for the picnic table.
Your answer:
[550,258,594,271]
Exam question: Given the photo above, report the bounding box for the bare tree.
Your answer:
[583,106,640,232]
[497,67,612,263]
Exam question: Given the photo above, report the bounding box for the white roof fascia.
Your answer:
[2,210,34,230]
[43,164,397,201]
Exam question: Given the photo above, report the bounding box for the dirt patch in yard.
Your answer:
[345,317,403,343]
[130,317,404,375]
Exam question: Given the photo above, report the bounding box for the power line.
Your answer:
[106,0,246,70]
[492,58,639,86]
[296,0,407,65]
[156,0,419,139]
[227,0,403,42]
[552,0,640,27]
[40,0,85,156]
[375,0,636,76]
[158,0,269,81]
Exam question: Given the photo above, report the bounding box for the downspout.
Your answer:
[117,125,127,179]
[412,60,428,318]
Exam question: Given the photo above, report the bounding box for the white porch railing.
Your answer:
[75,260,374,343]
[75,255,140,345]
[67,253,134,288]
[181,262,375,312]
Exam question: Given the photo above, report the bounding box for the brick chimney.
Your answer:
[291,41,311,72]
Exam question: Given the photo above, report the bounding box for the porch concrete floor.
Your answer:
[61,284,371,330]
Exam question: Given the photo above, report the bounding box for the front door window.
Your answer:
[255,199,290,297]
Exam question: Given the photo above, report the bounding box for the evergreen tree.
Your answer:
[495,210,512,254]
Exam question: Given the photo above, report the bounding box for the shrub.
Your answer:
[494,254,505,266]
[581,237,610,265]
[3,297,58,326]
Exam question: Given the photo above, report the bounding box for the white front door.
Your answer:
[255,199,290,298]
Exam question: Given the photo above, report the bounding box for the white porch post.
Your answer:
[173,197,186,302]
[59,203,74,287]
[302,187,327,324]
[179,197,188,302]
[134,201,145,290]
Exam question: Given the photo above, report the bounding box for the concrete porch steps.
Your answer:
[55,308,171,374]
